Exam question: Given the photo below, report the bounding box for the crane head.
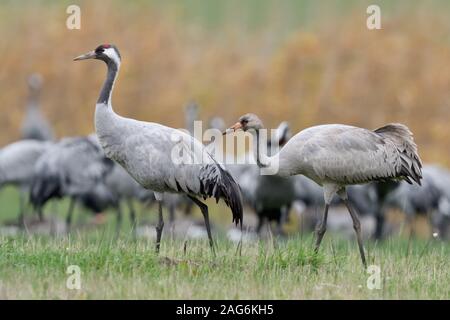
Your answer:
[223,113,264,135]
[74,44,121,67]
[275,121,291,146]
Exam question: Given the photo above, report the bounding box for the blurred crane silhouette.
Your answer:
[0,139,52,224]
[104,163,155,236]
[21,74,54,141]
[30,135,117,231]
[384,164,450,239]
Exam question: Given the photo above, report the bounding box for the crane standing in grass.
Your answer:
[224,113,422,267]
[74,44,242,253]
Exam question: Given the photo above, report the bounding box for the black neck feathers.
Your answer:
[97,60,118,105]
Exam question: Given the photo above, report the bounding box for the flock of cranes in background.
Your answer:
[0,45,449,264]
[2,73,449,241]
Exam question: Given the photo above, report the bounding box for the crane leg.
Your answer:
[37,207,44,222]
[188,196,216,255]
[277,206,289,236]
[314,204,329,253]
[155,201,164,253]
[184,201,193,216]
[427,210,437,239]
[168,205,175,224]
[373,206,385,240]
[343,199,367,268]
[65,198,76,233]
[115,203,123,238]
[18,191,26,228]
[126,199,137,240]
[405,213,415,239]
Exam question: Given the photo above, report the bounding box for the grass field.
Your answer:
[0,187,449,299]
[0,224,448,299]
[0,235,448,299]
[1,1,450,300]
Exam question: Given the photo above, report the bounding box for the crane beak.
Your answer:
[223,122,243,135]
[73,50,96,61]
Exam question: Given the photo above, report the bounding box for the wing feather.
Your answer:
[304,127,420,185]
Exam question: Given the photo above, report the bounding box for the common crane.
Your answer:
[74,44,242,253]
[224,113,422,267]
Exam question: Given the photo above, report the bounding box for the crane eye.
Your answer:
[95,46,105,54]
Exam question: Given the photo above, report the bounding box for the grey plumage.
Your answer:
[373,124,422,185]
[0,139,52,223]
[160,101,202,223]
[225,113,423,267]
[276,123,422,187]
[21,74,54,141]
[30,135,117,227]
[293,175,324,207]
[105,164,154,203]
[250,122,296,234]
[0,140,52,188]
[384,164,450,238]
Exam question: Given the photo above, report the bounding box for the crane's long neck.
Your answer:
[252,129,278,174]
[98,60,119,106]
[95,59,122,160]
[27,89,40,110]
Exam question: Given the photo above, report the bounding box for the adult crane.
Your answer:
[74,44,242,253]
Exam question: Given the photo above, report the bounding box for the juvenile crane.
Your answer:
[224,114,422,267]
[74,44,242,253]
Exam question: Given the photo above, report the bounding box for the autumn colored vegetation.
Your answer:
[1,0,450,165]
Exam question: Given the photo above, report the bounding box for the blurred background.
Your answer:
[1,2,450,300]
[1,0,450,164]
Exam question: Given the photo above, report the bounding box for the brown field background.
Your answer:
[1,0,450,165]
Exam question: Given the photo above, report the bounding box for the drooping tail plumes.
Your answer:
[374,123,422,185]
[199,162,243,226]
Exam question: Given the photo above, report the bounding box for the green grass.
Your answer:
[0,186,449,299]
[0,233,448,299]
